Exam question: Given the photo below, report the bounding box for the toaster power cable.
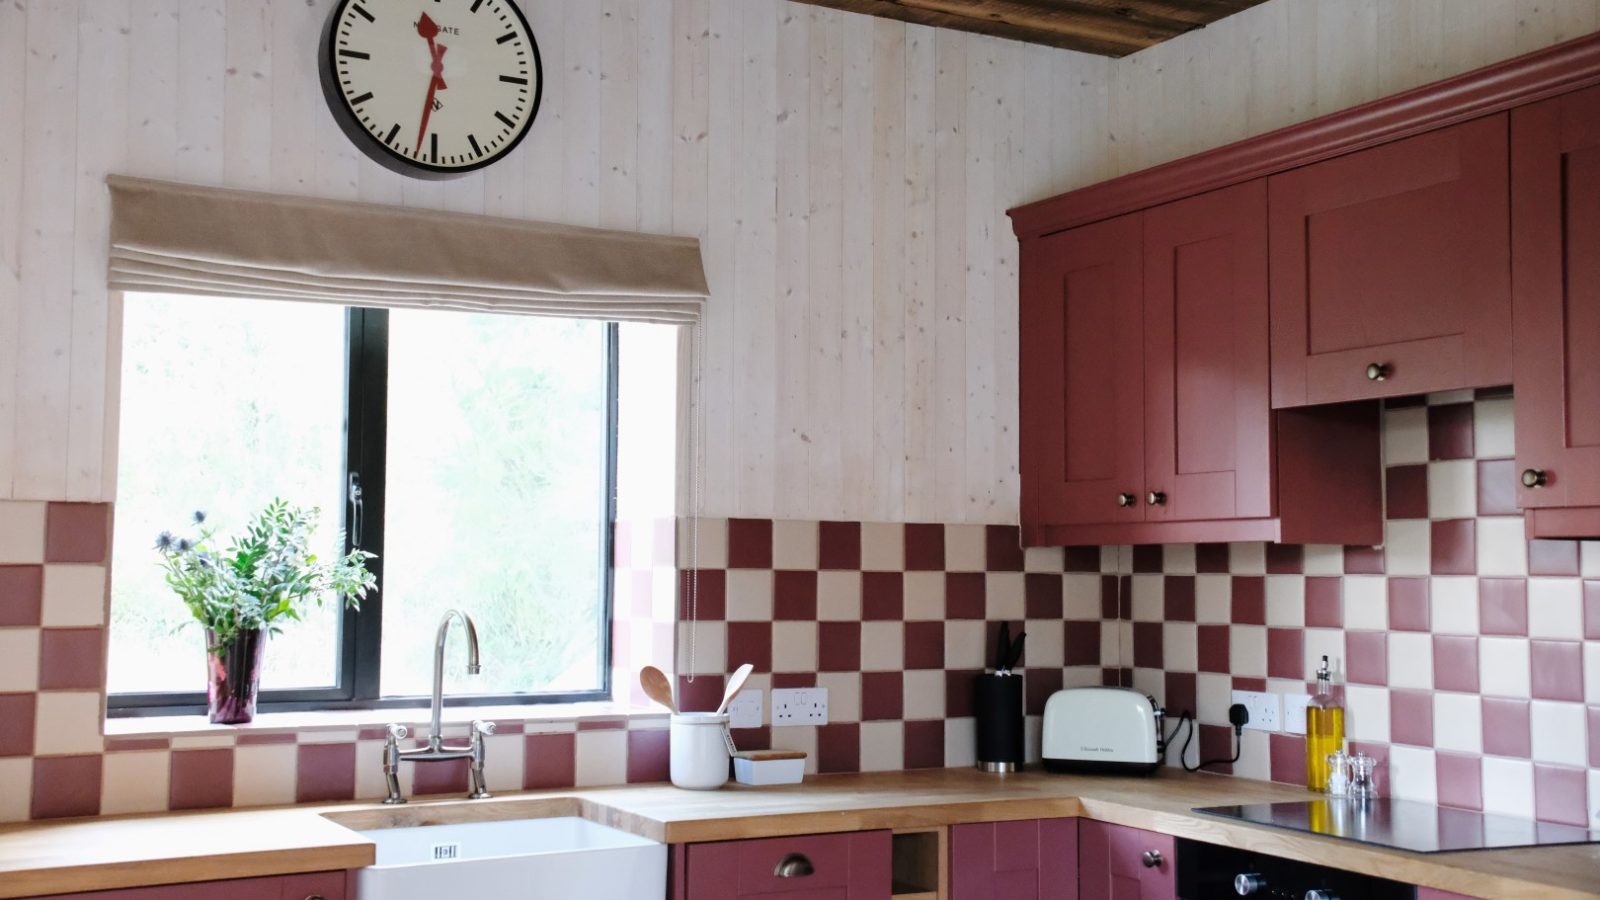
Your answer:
[1164,703,1250,772]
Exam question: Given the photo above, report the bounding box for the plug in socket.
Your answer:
[771,688,828,727]
[1231,690,1281,732]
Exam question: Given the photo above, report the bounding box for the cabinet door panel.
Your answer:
[1269,115,1511,406]
[1019,213,1145,530]
[686,831,890,900]
[1143,180,1271,522]
[950,818,1076,900]
[279,871,346,900]
[1513,85,1600,510]
[1078,821,1175,900]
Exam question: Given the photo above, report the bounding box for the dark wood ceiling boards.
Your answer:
[787,0,1270,58]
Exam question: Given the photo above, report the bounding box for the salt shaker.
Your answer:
[1326,750,1351,797]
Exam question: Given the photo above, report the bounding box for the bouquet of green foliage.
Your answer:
[156,499,377,653]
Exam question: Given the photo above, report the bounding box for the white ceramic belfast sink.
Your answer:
[353,816,666,900]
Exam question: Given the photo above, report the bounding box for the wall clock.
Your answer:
[318,0,543,179]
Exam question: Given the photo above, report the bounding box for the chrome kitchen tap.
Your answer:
[381,609,495,804]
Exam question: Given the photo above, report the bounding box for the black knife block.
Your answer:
[974,672,1024,772]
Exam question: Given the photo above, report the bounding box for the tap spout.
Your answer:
[429,609,481,751]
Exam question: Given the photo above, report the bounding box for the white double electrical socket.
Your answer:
[1231,690,1282,732]
[771,687,829,727]
[1282,693,1312,735]
[728,689,764,729]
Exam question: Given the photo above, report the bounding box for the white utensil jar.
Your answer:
[670,712,732,790]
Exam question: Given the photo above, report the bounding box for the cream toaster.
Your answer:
[1041,687,1164,774]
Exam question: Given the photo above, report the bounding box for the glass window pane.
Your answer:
[380,311,607,697]
[109,294,348,695]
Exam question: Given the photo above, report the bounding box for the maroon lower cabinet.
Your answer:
[949,818,1078,900]
[1512,84,1600,538]
[31,870,347,900]
[681,830,892,900]
[1077,821,1175,900]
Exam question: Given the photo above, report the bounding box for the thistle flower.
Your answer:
[175,537,194,553]
[192,510,207,525]
[154,531,176,551]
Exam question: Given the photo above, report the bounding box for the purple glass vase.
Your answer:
[206,628,266,724]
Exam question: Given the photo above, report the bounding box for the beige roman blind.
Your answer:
[106,175,708,324]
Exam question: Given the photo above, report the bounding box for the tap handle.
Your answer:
[386,723,409,742]
[472,719,496,737]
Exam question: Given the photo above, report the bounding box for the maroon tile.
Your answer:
[1024,574,1063,619]
[1345,631,1388,685]
[1389,690,1434,746]
[1477,459,1520,516]
[1533,764,1590,827]
[730,726,771,752]
[0,694,35,757]
[1343,544,1385,575]
[1265,544,1303,575]
[1100,576,1122,620]
[1527,539,1581,577]
[903,720,945,770]
[904,621,944,670]
[1267,628,1305,680]
[984,526,1024,572]
[1430,519,1476,575]
[818,521,861,570]
[168,749,234,811]
[678,570,726,621]
[0,565,43,627]
[726,518,772,569]
[772,672,817,689]
[1232,676,1268,693]
[1433,635,1480,693]
[1386,395,1428,409]
[1269,733,1307,786]
[412,756,469,796]
[773,570,818,620]
[1164,672,1197,719]
[525,732,576,789]
[1064,620,1100,667]
[1586,581,1600,640]
[1427,403,1475,460]
[903,523,945,571]
[1384,465,1429,519]
[1348,741,1391,798]
[1304,577,1342,628]
[1479,579,1528,635]
[1194,544,1230,573]
[626,729,670,784]
[31,755,101,819]
[1231,577,1266,625]
[1105,667,1133,687]
[862,572,904,620]
[1026,668,1063,716]
[37,628,104,691]
[1132,622,1163,669]
[1132,545,1163,573]
[945,573,985,619]
[861,672,902,720]
[1436,752,1483,811]
[1481,698,1532,758]
[1590,707,1600,768]
[295,743,356,803]
[816,723,859,774]
[945,670,979,718]
[1163,576,1196,622]
[1197,625,1230,673]
[676,675,724,715]
[818,622,861,672]
[726,622,772,674]
[1387,578,1431,631]
[44,503,109,564]
[1530,641,1584,702]
[1062,546,1100,573]
[1198,724,1234,774]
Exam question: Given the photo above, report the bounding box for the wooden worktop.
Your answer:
[2,768,1596,898]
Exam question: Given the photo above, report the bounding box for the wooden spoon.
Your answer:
[639,666,678,714]
[714,663,755,716]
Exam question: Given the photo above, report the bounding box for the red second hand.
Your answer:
[414,13,448,155]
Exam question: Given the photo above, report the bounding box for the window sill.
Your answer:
[103,700,669,741]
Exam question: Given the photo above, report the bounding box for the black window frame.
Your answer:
[109,307,618,717]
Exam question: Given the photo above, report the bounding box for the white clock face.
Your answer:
[320,0,541,178]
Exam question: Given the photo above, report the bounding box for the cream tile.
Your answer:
[1387,633,1433,690]
[860,622,904,672]
[1229,625,1266,678]
[34,692,105,755]
[859,721,903,772]
[483,732,526,793]
[1064,575,1101,619]
[677,621,726,676]
[1196,673,1233,724]
[1432,693,1482,754]
[724,569,773,621]
[232,744,296,808]
[1383,406,1429,465]
[1430,389,1478,405]
[985,573,1025,621]
[101,751,171,816]
[1383,520,1430,576]
[1025,715,1043,764]
[1430,577,1479,635]
[0,759,32,823]
[1130,575,1163,622]
[1345,684,1390,743]
[944,718,976,768]
[1388,745,1437,804]
[1023,546,1064,573]
[1265,576,1305,627]
[1590,771,1600,831]
[1162,544,1196,574]
[41,565,107,627]
[0,502,46,564]
[903,670,945,720]
[1227,543,1266,575]
[771,622,818,673]
[943,620,986,670]
[1163,623,1197,672]
[1427,460,1477,520]
[944,525,986,572]
[1530,701,1587,767]
[860,523,904,572]
[1342,576,1388,630]
[1303,628,1344,682]
[903,572,944,620]
[1118,621,1135,665]
[651,569,678,622]
[817,672,859,723]
[1481,756,1534,819]
[770,520,819,570]
[768,724,818,775]
[1527,578,1583,639]
[574,730,627,787]
[1474,397,1516,459]
[1026,618,1065,668]
[677,517,726,570]
[1583,542,1600,579]
[0,628,41,692]
[1587,643,1600,704]
[1477,517,1528,577]
[816,571,862,620]
[1100,623,1122,668]
[1064,667,1101,689]
[1479,637,1532,698]
[1233,730,1270,781]
[1195,575,1231,623]
[1101,546,1126,574]
[170,734,237,750]
[1302,545,1345,576]
[1132,668,1163,704]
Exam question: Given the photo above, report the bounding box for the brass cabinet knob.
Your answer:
[774,852,814,878]
[1141,849,1163,868]
[1117,492,1136,507]
[1522,468,1548,488]
[1365,362,1389,382]
[1147,491,1167,506]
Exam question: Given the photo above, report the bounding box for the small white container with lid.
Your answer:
[669,712,731,790]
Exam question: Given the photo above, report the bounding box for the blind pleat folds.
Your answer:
[106,175,708,324]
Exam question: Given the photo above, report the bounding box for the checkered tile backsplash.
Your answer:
[1,391,1596,828]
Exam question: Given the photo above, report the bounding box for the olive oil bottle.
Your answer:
[1305,655,1345,792]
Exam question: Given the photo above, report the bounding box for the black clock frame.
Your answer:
[317,0,544,180]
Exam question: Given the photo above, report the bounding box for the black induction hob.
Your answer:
[1194,799,1600,854]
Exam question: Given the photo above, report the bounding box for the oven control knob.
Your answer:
[1305,891,1341,900]
[1233,873,1267,895]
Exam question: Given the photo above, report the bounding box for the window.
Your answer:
[108,293,616,713]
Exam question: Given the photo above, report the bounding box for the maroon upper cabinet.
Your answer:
[682,830,892,900]
[1512,84,1600,537]
[1077,820,1176,900]
[1142,180,1272,524]
[949,818,1078,900]
[1018,212,1146,531]
[1268,115,1513,407]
